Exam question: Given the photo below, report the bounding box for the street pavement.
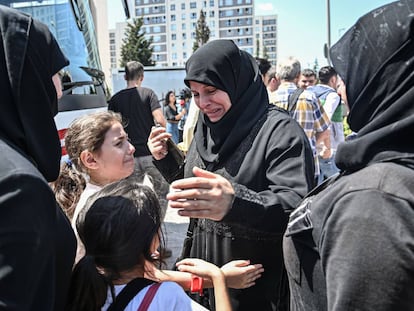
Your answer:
[162,204,189,270]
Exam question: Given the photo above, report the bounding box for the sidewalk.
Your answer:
[162,205,189,270]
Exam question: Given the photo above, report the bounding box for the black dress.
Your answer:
[0,6,76,310]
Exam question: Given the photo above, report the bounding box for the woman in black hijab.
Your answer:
[283,1,414,310]
[148,39,314,311]
[0,5,76,310]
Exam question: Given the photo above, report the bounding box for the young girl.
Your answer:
[66,176,231,311]
[51,110,136,223]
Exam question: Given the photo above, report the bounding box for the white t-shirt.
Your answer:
[71,182,102,229]
[101,281,208,311]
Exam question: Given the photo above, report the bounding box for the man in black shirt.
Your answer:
[108,62,171,249]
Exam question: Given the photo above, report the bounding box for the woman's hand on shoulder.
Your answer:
[147,126,172,160]
[221,260,264,289]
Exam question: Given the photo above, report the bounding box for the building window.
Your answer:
[191,12,197,19]
[171,14,176,21]
[170,4,175,10]
[190,2,197,9]
[181,3,185,9]
[210,0,214,6]
[171,33,176,40]
[182,23,186,30]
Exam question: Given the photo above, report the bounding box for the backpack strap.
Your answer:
[107,278,155,311]
[137,283,162,311]
[287,88,305,112]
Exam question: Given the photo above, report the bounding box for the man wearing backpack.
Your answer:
[308,66,345,183]
[272,57,331,184]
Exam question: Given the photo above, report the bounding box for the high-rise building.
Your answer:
[109,0,277,69]
[254,15,277,64]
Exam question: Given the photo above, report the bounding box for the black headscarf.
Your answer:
[0,6,68,181]
[330,0,414,171]
[184,39,268,164]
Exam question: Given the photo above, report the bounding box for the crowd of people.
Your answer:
[1,1,414,311]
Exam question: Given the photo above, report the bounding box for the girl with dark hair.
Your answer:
[66,176,232,311]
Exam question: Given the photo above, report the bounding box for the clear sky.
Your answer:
[108,0,394,67]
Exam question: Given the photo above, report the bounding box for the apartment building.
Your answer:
[109,0,277,68]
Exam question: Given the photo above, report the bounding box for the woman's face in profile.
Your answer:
[189,81,232,123]
[169,92,176,104]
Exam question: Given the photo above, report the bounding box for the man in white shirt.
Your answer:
[308,66,345,183]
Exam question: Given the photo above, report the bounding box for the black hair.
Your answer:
[65,175,166,311]
[301,68,317,78]
[255,57,272,76]
[164,90,175,106]
[318,66,337,84]
[179,87,192,100]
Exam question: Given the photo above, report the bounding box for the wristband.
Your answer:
[190,275,204,296]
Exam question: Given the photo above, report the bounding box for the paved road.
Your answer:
[162,205,189,270]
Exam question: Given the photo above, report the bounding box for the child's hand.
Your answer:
[221,260,264,289]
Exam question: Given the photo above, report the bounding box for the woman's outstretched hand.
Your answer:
[167,166,235,221]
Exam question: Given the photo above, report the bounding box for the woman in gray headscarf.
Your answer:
[283,1,414,310]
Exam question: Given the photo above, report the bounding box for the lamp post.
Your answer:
[326,0,331,65]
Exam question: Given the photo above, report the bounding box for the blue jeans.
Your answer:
[318,155,339,184]
[166,122,179,144]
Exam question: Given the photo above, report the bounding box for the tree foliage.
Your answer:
[192,10,210,52]
[120,18,155,67]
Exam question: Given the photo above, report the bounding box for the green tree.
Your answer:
[312,58,320,74]
[262,44,269,59]
[120,18,155,67]
[193,10,210,52]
